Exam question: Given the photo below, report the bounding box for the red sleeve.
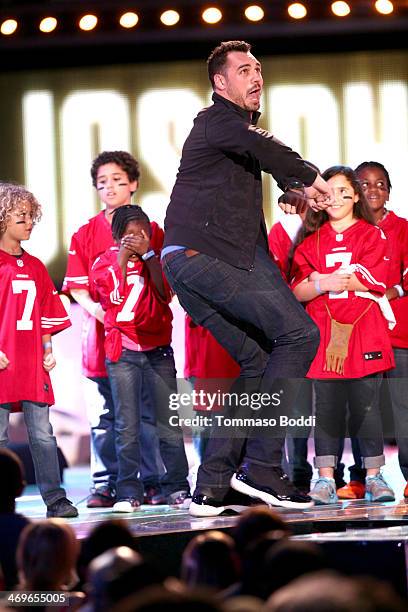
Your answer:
[352,225,388,295]
[150,222,164,252]
[268,223,291,279]
[402,223,408,292]
[290,237,316,290]
[62,230,90,292]
[39,264,71,335]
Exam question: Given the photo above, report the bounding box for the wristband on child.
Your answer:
[314,279,324,295]
[43,341,52,350]
[141,250,155,262]
[394,284,404,298]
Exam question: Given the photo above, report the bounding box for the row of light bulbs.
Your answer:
[0,1,397,37]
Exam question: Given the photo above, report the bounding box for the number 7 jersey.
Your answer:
[0,250,71,406]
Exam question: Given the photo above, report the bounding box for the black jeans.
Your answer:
[162,246,319,497]
[387,347,408,479]
[313,376,385,470]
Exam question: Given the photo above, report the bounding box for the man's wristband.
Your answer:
[43,341,52,350]
[394,284,404,298]
[141,250,155,262]
[314,279,324,295]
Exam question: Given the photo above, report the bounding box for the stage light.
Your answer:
[202,7,223,24]
[1,18,18,35]
[288,3,307,20]
[331,1,351,17]
[375,0,394,15]
[245,5,265,22]
[119,12,139,28]
[78,14,98,32]
[160,10,180,26]
[39,17,58,33]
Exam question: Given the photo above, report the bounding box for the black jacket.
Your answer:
[164,92,317,270]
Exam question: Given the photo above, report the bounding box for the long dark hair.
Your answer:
[288,165,375,272]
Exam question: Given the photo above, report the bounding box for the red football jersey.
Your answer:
[90,247,172,361]
[378,210,408,348]
[62,210,163,377]
[0,250,71,405]
[268,215,302,280]
[291,219,395,379]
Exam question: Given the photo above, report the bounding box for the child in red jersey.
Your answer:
[356,161,408,498]
[0,183,77,518]
[63,151,164,507]
[291,166,395,504]
[91,205,190,512]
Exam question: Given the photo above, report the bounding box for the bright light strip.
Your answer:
[160,10,180,26]
[331,1,351,17]
[119,12,139,28]
[287,3,307,20]
[78,14,98,31]
[244,5,265,22]
[202,7,223,24]
[1,18,18,35]
[375,0,394,15]
[39,17,58,33]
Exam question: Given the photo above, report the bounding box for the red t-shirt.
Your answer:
[291,220,395,379]
[62,210,163,377]
[378,210,408,348]
[268,215,303,280]
[0,250,71,406]
[90,247,172,361]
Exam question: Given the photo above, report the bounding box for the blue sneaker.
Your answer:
[309,477,338,505]
[365,473,395,502]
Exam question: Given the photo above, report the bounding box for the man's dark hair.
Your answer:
[111,204,151,242]
[355,161,392,191]
[207,40,251,88]
[91,151,140,188]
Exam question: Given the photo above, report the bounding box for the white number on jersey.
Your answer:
[116,274,145,322]
[325,252,352,299]
[12,279,37,330]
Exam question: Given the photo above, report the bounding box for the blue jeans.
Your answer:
[0,402,65,506]
[162,246,320,497]
[387,347,408,479]
[106,346,189,500]
[90,377,165,490]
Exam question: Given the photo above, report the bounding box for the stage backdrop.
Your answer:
[0,49,407,286]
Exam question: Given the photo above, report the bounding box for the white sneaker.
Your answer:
[112,498,141,513]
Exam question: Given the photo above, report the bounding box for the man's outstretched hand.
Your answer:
[278,174,335,214]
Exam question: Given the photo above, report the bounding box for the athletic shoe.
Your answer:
[309,477,338,505]
[404,481,408,499]
[365,474,395,502]
[230,467,314,509]
[167,490,192,509]
[47,497,79,518]
[144,486,166,505]
[112,498,141,513]
[189,489,258,518]
[337,481,366,500]
[86,485,116,508]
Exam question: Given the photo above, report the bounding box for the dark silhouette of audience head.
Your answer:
[17,519,79,591]
[0,448,26,513]
[181,530,240,591]
[86,546,162,612]
[111,584,225,612]
[266,570,407,612]
[232,506,290,558]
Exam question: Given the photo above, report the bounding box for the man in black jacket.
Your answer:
[162,40,334,517]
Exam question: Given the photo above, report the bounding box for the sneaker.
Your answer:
[87,485,116,508]
[144,486,166,505]
[309,478,338,505]
[337,480,366,500]
[112,498,141,513]
[189,489,260,518]
[365,473,395,502]
[167,490,192,509]
[46,497,79,518]
[231,467,314,510]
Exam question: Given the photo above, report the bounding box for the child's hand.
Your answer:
[43,352,56,372]
[320,271,351,293]
[121,229,150,257]
[0,350,10,369]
